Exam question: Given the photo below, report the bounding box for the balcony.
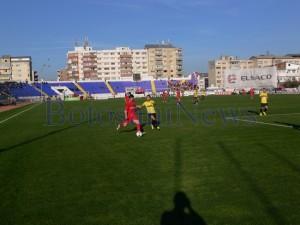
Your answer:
[82,59,97,63]
[120,69,133,73]
[68,55,78,59]
[120,54,132,58]
[120,59,132,63]
[83,65,97,69]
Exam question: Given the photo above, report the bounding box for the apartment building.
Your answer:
[67,44,97,81]
[0,55,12,81]
[250,54,300,68]
[208,56,253,87]
[276,62,300,83]
[66,41,182,81]
[67,45,148,81]
[208,54,300,87]
[0,55,33,82]
[97,47,148,80]
[57,69,68,81]
[145,43,182,79]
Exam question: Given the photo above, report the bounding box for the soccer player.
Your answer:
[176,89,181,105]
[249,87,255,100]
[201,89,205,100]
[117,94,142,132]
[124,91,131,103]
[193,89,199,105]
[138,95,160,130]
[259,88,268,116]
[162,91,168,103]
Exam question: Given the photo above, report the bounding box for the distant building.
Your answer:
[208,56,253,87]
[57,69,68,81]
[198,73,208,89]
[0,55,33,82]
[144,43,182,79]
[250,54,300,68]
[0,55,12,81]
[208,54,300,88]
[66,38,182,81]
[276,62,300,83]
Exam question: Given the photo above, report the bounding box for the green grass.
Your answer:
[0,94,300,225]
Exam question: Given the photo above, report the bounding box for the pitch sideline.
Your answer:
[0,103,42,124]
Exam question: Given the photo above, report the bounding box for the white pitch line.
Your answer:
[234,112,300,119]
[0,103,41,124]
[227,118,293,128]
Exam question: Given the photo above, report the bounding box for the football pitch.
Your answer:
[0,94,300,225]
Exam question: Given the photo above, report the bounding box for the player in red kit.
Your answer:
[124,92,131,103]
[249,88,254,100]
[162,91,168,103]
[176,90,181,105]
[117,94,141,132]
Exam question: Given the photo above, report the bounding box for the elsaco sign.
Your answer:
[224,67,277,89]
[241,74,272,81]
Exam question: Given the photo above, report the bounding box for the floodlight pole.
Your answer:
[40,64,45,103]
[39,59,50,102]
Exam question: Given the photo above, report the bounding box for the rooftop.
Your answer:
[144,43,177,49]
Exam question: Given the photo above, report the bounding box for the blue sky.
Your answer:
[1,0,299,80]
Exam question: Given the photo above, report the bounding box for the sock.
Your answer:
[136,124,141,131]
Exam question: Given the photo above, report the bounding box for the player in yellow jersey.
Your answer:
[193,89,199,105]
[259,88,268,116]
[138,95,160,130]
[201,89,205,100]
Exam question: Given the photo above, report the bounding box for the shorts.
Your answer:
[148,113,156,119]
[261,103,268,108]
[126,114,139,122]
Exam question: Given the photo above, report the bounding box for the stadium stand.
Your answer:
[5,83,41,98]
[77,81,111,94]
[108,81,126,94]
[48,82,83,95]
[32,83,58,96]
[137,81,152,93]
[154,80,168,92]
[0,79,198,100]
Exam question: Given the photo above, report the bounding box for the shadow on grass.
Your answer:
[161,140,206,224]
[258,143,300,174]
[274,121,300,130]
[0,125,75,153]
[174,139,182,192]
[217,142,287,225]
[160,192,206,225]
[247,109,260,115]
[118,123,146,133]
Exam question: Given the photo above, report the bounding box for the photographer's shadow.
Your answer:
[160,192,206,225]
